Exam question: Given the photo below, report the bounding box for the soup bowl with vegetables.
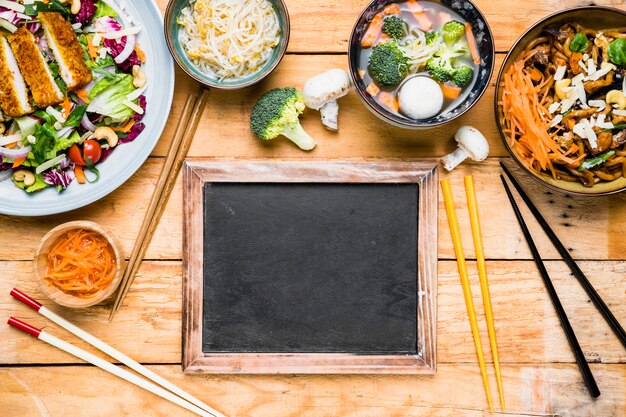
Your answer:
[495,6,626,195]
[348,0,494,129]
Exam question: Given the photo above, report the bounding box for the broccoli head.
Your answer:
[382,15,407,39]
[250,87,316,151]
[442,20,466,44]
[451,65,474,87]
[368,41,409,86]
[426,43,469,83]
[425,31,442,45]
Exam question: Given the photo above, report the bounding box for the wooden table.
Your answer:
[2,1,625,416]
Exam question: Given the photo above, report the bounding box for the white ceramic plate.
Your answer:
[0,0,175,216]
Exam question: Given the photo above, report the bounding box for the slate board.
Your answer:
[202,183,419,354]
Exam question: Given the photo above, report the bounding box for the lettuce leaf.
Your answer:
[87,72,138,121]
[94,1,117,19]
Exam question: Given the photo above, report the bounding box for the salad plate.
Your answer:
[0,0,174,216]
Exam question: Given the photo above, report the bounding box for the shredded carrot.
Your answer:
[74,165,86,184]
[43,228,116,298]
[465,22,480,65]
[362,14,383,47]
[529,68,543,82]
[86,35,97,61]
[74,89,91,104]
[381,4,401,15]
[366,82,380,96]
[407,1,432,30]
[5,142,16,149]
[12,156,26,168]
[60,97,73,119]
[378,92,398,112]
[441,83,462,100]
[113,119,135,133]
[134,45,146,63]
[501,56,574,178]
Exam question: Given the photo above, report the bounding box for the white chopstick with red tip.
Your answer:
[10,288,225,417]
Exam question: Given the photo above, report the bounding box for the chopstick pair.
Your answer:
[8,288,226,417]
[110,90,210,320]
[441,177,505,413]
[499,163,624,398]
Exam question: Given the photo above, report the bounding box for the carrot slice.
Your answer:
[382,4,401,15]
[378,92,398,112]
[12,156,26,168]
[113,119,135,133]
[407,1,432,30]
[60,97,73,118]
[134,45,146,63]
[86,35,98,61]
[362,14,383,47]
[441,83,462,100]
[465,22,480,64]
[74,166,86,184]
[366,82,380,96]
[74,89,91,104]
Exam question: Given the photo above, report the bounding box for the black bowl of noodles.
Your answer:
[496,6,626,196]
[164,0,290,89]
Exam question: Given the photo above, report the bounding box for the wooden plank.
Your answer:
[1,363,624,416]
[1,159,624,262]
[2,259,624,365]
[160,54,510,159]
[153,0,626,53]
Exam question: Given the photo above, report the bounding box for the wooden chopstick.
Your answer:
[10,288,225,417]
[464,175,505,411]
[499,175,601,398]
[110,90,210,319]
[7,317,220,417]
[500,162,626,350]
[440,179,494,413]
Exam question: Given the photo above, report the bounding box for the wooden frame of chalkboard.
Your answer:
[182,160,437,374]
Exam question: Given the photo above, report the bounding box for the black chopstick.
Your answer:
[500,162,626,350]
[500,175,600,397]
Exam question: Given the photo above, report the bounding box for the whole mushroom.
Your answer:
[301,68,352,131]
[441,126,489,171]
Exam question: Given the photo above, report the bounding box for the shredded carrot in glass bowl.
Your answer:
[43,228,117,299]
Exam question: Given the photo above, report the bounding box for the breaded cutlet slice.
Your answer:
[7,26,64,108]
[39,12,92,90]
[0,36,33,117]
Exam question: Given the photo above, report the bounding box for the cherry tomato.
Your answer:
[83,140,102,164]
[68,144,85,166]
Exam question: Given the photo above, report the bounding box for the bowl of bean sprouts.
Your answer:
[164,0,290,89]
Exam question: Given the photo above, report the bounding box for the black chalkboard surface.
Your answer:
[202,183,418,354]
[183,161,437,374]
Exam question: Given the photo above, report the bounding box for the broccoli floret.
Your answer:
[426,44,469,83]
[368,41,409,86]
[442,20,466,44]
[250,87,316,151]
[382,16,407,39]
[451,65,474,87]
[425,31,442,45]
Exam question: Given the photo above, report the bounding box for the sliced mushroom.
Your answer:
[301,68,352,131]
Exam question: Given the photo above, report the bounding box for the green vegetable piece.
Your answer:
[451,65,474,87]
[23,0,69,17]
[578,150,615,171]
[64,105,88,128]
[442,20,465,44]
[608,38,626,67]
[13,173,49,193]
[250,87,316,151]
[381,16,407,40]
[87,73,138,122]
[16,116,39,137]
[94,1,118,19]
[569,33,589,53]
[425,31,441,45]
[426,44,467,83]
[368,41,409,86]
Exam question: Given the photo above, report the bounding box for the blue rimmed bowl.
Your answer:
[164,0,290,89]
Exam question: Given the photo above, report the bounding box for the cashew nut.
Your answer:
[132,65,146,88]
[606,90,626,110]
[13,170,35,186]
[94,126,118,148]
[70,0,81,15]
[555,78,572,101]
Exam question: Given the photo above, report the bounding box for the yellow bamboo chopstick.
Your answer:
[464,175,505,411]
[440,179,493,413]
